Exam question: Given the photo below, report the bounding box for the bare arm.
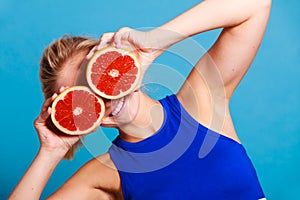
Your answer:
[154,0,271,97]
[8,150,65,200]
[85,0,271,139]
[8,91,120,199]
[100,0,271,104]
[154,0,271,136]
[8,92,80,200]
[47,154,122,200]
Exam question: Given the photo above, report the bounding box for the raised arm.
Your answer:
[99,0,271,102]
[9,91,122,200]
[153,0,271,137]
[157,0,271,98]
[100,0,271,139]
[8,148,65,200]
[8,93,81,200]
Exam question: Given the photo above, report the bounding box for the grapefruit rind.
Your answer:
[86,46,141,99]
[51,86,105,135]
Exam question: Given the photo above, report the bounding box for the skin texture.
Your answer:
[9,0,271,199]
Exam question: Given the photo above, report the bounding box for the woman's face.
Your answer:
[56,51,141,128]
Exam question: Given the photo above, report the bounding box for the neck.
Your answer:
[118,92,164,143]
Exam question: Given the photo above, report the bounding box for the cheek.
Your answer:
[117,95,140,123]
[56,71,79,90]
[127,102,139,120]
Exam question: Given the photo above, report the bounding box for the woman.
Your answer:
[9,0,271,199]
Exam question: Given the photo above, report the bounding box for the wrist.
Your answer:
[149,27,186,51]
[38,146,67,162]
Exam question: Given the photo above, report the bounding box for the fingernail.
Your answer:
[96,45,102,50]
[86,52,92,59]
[52,93,58,99]
[59,86,65,92]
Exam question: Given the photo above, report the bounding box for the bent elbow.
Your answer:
[259,0,272,11]
[251,0,272,18]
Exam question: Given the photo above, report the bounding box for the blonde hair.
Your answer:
[40,35,98,160]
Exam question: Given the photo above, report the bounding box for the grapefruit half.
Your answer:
[86,47,141,99]
[51,86,105,135]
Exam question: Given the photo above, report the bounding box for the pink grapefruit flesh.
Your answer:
[86,47,141,99]
[51,86,105,135]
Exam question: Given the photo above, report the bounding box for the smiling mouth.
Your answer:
[110,97,125,116]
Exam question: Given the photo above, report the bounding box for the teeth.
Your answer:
[111,98,125,116]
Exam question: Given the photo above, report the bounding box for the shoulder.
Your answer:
[47,153,122,199]
[81,153,121,190]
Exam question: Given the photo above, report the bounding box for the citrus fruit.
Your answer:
[86,47,141,99]
[51,86,105,135]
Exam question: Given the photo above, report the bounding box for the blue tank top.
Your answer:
[109,94,265,200]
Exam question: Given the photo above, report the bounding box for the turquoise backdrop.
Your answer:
[1,0,299,199]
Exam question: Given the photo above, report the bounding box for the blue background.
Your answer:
[1,0,299,199]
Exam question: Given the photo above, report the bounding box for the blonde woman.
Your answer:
[9,0,271,199]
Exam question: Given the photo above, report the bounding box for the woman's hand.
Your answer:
[87,27,166,75]
[34,87,81,158]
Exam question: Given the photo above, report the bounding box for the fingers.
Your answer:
[97,32,115,50]
[98,27,132,49]
[86,45,97,60]
[113,27,131,49]
[34,94,55,126]
[87,27,134,59]
[36,86,69,124]
[86,32,114,60]
[40,93,57,119]
[40,106,51,121]
[58,86,69,93]
[42,86,67,113]
[113,27,140,52]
